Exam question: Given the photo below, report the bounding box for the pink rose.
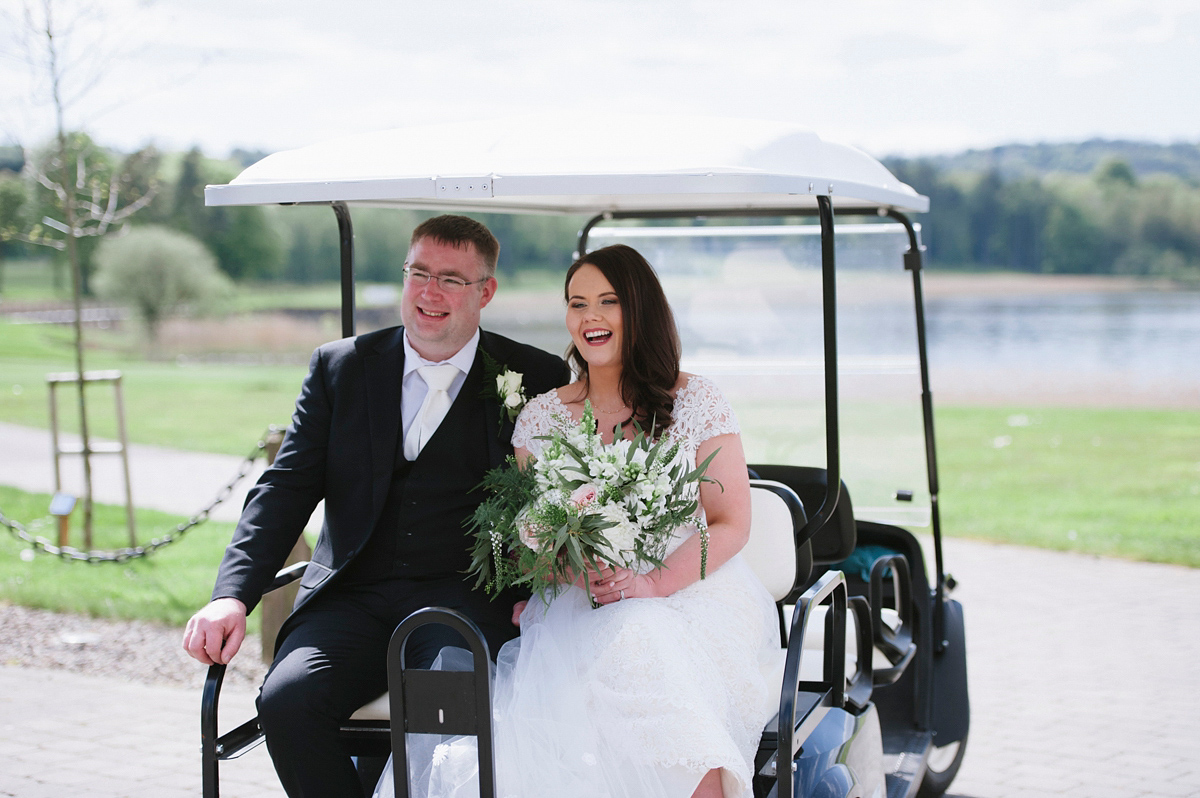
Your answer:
[569,483,599,510]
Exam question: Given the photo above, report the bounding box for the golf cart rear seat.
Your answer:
[748,465,916,687]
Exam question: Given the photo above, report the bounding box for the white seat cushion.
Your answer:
[743,482,800,602]
[350,692,390,721]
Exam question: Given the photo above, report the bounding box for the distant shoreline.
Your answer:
[921,271,1187,299]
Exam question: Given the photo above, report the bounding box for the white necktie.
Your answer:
[404,363,460,460]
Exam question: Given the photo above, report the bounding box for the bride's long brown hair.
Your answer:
[564,245,682,435]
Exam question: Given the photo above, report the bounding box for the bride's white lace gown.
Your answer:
[376,376,779,798]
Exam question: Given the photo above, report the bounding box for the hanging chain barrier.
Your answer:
[0,426,282,564]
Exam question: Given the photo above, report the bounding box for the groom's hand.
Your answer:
[183,597,248,665]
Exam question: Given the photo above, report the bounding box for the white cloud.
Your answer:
[1,0,1196,157]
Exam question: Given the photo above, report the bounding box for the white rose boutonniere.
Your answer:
[496,368,527,422]
[481,350,527,427]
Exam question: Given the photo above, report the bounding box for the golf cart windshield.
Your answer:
[584,221,930,528]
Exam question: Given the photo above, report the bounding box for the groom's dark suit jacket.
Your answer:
[211,325,570,639]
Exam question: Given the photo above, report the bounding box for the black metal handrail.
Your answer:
[201,562,307,798]
[774,569,848,798]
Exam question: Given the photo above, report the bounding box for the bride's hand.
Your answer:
[588,564,655,604]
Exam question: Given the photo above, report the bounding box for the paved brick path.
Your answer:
[1,422,1198,797]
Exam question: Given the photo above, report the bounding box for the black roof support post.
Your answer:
[887,209,948,656]
[807,195,842,542]
[332,201,356,339]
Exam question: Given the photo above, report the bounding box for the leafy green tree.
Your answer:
[272,205,341,283]
[93,225,234,341]
[167,151,283,280]
[997,178,1052,271]
[966,170,1006,266]
[19,132,158,293]
[1042,201,1113,274]
[1094,158,1138,188]
[0,175,30,292]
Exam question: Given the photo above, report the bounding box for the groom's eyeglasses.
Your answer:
[403,267,488,293]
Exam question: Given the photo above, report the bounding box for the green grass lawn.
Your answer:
[935,406,1200,567]
[1,320,307,454]
[0,484,251,628]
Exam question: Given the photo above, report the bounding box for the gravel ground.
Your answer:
[0,602,269,691]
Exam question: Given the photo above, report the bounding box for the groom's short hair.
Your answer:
[410,214,500,277]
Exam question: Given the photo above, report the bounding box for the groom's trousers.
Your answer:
[256,577,517,798]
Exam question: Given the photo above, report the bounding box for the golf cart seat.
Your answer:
[748,464,916,687]
[747,464,856,564]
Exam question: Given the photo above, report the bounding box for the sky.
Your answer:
[2,0,1198,162]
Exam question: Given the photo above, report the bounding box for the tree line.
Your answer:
[0,139,583,295]
[3,136,1199,298]
[885,156,1200,280]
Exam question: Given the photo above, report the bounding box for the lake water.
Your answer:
[484,282,1200,408]
[922,288,1200,406]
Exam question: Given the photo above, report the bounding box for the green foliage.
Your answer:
[477,213,587,276]
[0,175,31,278]
[167,149,283,280]
[1094,157,1138,188]
[270,205,341,283]
[914,140,1200,182]
[92,226,234,339]
[888,156,1200,280]
[23,133,161,294]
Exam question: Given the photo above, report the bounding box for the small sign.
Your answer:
[49,492,76,516]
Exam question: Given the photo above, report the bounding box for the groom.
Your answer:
[182,214,571,797]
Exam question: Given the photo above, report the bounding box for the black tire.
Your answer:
[916,733,968,798]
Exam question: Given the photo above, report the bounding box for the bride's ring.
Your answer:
[619,589,625,600]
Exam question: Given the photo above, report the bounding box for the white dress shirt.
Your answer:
[400,328,481,445]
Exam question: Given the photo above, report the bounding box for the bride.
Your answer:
[376,244,778,798]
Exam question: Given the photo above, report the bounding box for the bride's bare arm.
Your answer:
[591,432,752,603]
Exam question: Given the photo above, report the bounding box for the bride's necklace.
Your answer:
[587,396,628,414]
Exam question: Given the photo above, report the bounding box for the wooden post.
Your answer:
[49,492,77,550]
[112,374,137,546]
[259,428,312,662]
[45,371,134,549]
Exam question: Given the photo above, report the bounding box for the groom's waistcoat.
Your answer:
[340,360,491,585]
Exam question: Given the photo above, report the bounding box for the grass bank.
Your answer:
[0,485,249,628]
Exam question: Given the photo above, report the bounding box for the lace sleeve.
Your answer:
[670,375,741,451]
[511,391,567,456]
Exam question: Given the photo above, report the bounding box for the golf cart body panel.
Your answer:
[201,114,967,798]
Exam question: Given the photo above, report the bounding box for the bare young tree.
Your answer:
[2,0,159,545]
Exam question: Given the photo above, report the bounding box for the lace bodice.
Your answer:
[512,375,740,463]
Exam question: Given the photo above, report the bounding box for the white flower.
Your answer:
[494,369,526,421]
[597,503,640,563]
[432,743,450,766]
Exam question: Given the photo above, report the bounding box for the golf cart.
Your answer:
[200,114,969,798]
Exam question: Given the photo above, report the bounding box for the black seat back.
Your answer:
[747,465,855,565]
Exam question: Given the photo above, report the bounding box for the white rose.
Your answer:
[497,371,523,396]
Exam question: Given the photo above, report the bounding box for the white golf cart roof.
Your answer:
[204,114,928,214]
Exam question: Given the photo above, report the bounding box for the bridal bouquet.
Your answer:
[467,403,718,602]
